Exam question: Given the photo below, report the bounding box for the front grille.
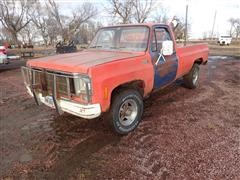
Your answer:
[35,72,75,95]
[22,67,76,99]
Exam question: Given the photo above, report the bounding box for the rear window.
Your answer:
[89,26,149,52]
[120,28,148,42]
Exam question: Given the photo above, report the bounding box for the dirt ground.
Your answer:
[0,56,240,179]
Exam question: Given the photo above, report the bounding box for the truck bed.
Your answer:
[176,43,209,79]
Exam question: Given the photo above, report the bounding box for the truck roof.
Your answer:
[102,23,168,28]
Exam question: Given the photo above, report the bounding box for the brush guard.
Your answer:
[21,66,76,115]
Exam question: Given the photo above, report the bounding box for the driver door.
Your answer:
[151,27,178,89]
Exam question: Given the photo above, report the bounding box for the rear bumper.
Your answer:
[38,93,101,119]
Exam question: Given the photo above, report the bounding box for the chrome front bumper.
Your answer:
[38,93,101,119]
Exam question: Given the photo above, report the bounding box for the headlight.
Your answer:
[74,77,92,102]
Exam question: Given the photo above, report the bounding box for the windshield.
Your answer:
[89,26,149,52]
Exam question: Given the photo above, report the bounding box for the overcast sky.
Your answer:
[59,0,240,39]
[161,0,240,38]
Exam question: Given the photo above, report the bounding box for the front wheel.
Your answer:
[183,64,200,89]
[109,89,143,135]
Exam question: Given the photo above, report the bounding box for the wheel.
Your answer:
[110,89,143,135]
[5,59,9,64]
[183,64,200,89]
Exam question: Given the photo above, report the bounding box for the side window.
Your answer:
[151,32,157,52]
[152,28,171,52]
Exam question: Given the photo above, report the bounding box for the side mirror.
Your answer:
[162,40,174,56]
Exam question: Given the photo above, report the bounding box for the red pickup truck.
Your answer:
[22,23,208,134]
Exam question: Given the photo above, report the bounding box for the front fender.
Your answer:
[89,55,154,112]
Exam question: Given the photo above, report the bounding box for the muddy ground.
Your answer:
[0,57,240,179]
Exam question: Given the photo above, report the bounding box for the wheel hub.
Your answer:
[193,68,199,85]
[118,99,138,126]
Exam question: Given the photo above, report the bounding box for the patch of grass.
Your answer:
[208,44,240,58]
[179,40,240,58]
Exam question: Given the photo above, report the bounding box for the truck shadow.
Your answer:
[42,79,191,179]
[144,80,185,107]
[42,113,121,179]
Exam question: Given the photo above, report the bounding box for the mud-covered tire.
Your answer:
[183,63,200,89]
[110,89,143,135]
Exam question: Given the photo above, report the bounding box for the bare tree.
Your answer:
[229,18,240,40]
[108,0,134,24]
[152,7,169,23]
[172,17,191,41]
[31,1,50,45]
[0,28,3,41]
[45,0,97,41]
[236,22,240,40]
[107,0,155,24]
[19,22,39,45]
[0,0,34,45]
[133,0,154,23]
[46,17,59,45]
[67,3,98,40]
[45,0,65,39]
[229,18,235,37]
[75,21,103,44]
[174,22,185,40]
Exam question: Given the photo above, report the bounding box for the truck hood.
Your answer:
[27,50,145,74]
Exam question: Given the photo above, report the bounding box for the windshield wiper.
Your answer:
[109,46,126,49]
[119,46,126,49]
[89,45,102,48]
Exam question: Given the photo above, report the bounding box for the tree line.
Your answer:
[228,18,240,40]
[0,0,190,46]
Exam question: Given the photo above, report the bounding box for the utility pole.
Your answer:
[211,11,217,39]
[184,4,188,46]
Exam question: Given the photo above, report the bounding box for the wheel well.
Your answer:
[194,58,204,65]
[110,80,145,103]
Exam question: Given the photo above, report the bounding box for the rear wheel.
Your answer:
[183,64,200,89]
[110,89,143,135]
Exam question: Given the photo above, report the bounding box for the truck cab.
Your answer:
[22,23,208,134]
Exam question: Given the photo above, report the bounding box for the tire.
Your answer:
[4,59,9,64]
[109,89,143,135]
[183,63,200,89]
